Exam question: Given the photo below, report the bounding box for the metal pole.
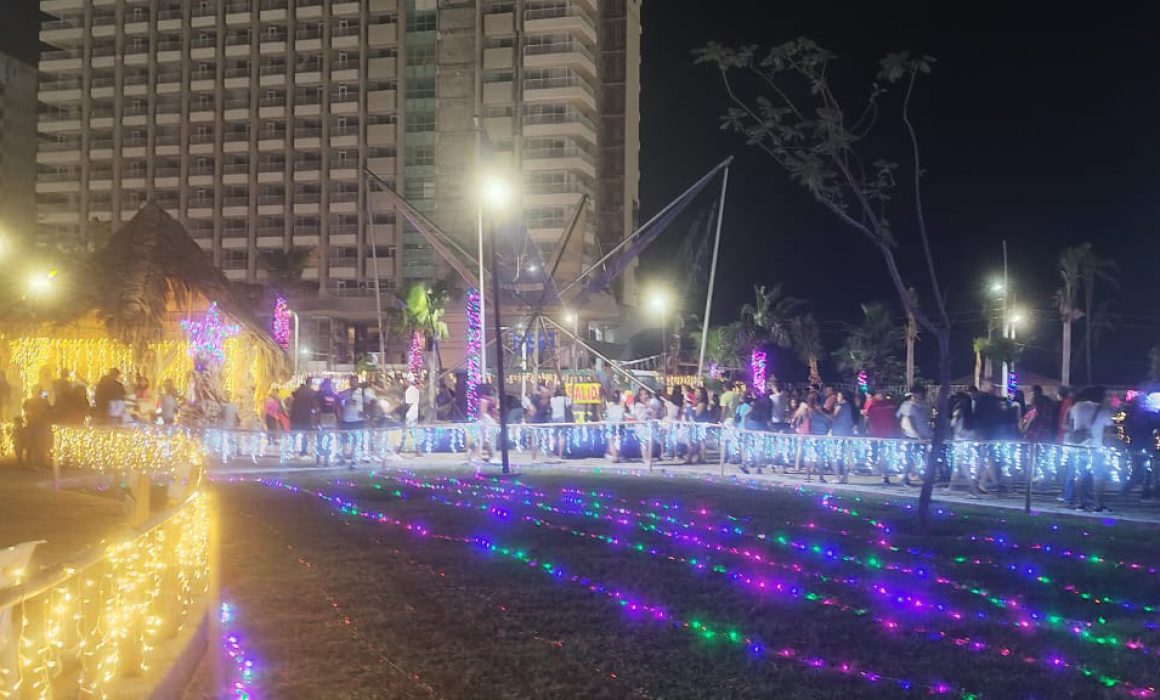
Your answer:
[660,302,667,379]
[475,122,488,391]
[1001,239,1009,397]
[489,221,511,474]
[1024,444,1035,514]
[697,165,730,379]
[365,174,388,377]
[557,157,733,300]
[291,310,300,376]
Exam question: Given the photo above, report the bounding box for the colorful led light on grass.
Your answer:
[260,478,976,697]
[465,288,482,420]
[221,601,259,699]
[376,472,1160,659]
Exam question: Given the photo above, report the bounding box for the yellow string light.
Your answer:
[3,494,210,699]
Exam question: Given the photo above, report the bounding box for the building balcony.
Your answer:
[523,41,597,78]
[483,81,513,104]
[484,46,513,70]
[524,6,598,44]
[523,84,596,112]
[484,12,514,37]
[526,110,598,143]
[368,22,397,46]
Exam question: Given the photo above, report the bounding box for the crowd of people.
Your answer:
[4,368,189,468]
[490,377,1150,513]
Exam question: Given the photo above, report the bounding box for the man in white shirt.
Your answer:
[896,387,933,486]
[1066,387,1114,512]
[338,376,365,428]
[404,380,421,426]
[768,380,787,426]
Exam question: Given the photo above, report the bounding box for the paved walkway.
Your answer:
[210,452,1160,526]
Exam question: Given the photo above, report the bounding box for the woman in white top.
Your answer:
[604,389,625,462]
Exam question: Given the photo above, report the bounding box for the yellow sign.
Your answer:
[567,382,602,405]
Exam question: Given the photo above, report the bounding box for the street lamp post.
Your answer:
[649,292,668,377]
[487,217,511,474]
[482,175,512,474]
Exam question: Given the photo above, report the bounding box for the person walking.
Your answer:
[896,386,932,486]
[160,380,181,426]
[23,388,54,469]
[1064,386,1114,512]
[93,369,127,425]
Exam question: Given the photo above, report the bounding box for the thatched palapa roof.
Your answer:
[21,203,287,374]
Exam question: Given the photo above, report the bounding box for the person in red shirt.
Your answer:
[863,390,899,438]
[863,389,900,484]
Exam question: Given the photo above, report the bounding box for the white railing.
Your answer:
[198,421,1132,487]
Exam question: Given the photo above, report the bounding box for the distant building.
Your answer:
[0,51,37,242]
[35,0,640,367]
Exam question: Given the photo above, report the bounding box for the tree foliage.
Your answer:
[833,302,904,386]
[696,37,953,525]
[740,284,802,348]
[691,321,747,370]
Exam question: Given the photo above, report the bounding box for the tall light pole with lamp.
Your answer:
[564,310,579,370]
[649,291,669,377]
[481,173,513,474]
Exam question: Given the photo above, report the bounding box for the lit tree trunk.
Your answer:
[905,316,917,389]
[1084,281,1094,384]
[973,349,981,388]
[1061,319,1072,387]
[917,331,952,525]
[905,289,917,389]
[808,356,821,385]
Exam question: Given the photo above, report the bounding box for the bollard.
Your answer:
[719,429,727,477]
[1025,444,1036,514]
[128,471,152,528]
[645,422,654,472]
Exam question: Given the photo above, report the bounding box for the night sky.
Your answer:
[639,1,1160,385]
[5,1,1158,383]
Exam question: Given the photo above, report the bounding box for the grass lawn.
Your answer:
[204,467,1160,699]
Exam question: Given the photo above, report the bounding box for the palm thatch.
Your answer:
[14,203,288,377]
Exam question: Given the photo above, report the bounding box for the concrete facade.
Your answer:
[36,0,639,366]
[0,51,38,242]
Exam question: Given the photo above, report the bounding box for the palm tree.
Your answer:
[972,337,988,388]
[740,284,803,348]
[691,321,745,371]
[258,246,317,292]
[1055,244,1087,387]
[402,282,450,413]
[833,302,905,388]
[789,314,824,385]
[979,337,1022,372]
[1079,247,1118,384]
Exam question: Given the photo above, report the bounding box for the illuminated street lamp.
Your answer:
[563,310,579,369]
[26,270,57,298]
[481,173,514,474]
[649,290,670,375]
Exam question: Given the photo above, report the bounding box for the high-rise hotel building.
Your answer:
[35,0,640,359]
